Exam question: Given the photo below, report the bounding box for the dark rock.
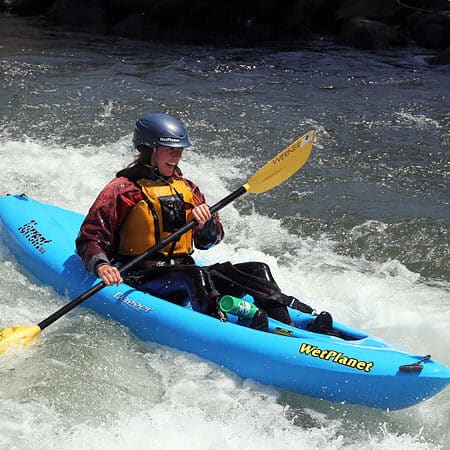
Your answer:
[111,12,158,40]
[306,0,342,32]
[427,46,450,65]
[47,0,108,31]
[399,0,450,11]
[234,0,311,41]
[3,0,450,58]
[3,0,53,15]
[182,0,312,42]
[104,0,151,23]
[410,12,450,49]
[335,0,407,26]
[337,17,406,50]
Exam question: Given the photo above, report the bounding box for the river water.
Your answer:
[0,15,449,450]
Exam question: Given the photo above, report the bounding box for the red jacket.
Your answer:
[76,175,224,274]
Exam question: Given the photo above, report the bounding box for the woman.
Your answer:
[76,113,319,332]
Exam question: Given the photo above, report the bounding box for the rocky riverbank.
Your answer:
[1,0,450,64]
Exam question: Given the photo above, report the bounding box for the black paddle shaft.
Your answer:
[38,186,247,331]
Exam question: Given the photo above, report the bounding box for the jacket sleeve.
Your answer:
[182,178,224,250]
[75,178,141,273]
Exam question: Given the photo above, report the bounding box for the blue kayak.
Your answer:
[0,194,449,410]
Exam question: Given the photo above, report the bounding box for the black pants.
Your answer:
[208,262,294,325]
[124,261,301,331]
[126,264,213,311]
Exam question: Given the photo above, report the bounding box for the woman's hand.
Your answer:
[191,203,211,229]
[97,264,123,286]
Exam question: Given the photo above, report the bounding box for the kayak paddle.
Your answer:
[0,129,315,355]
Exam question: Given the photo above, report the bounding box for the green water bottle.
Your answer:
[219,295,258,319]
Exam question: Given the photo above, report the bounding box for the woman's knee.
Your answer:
[234,261,275,283]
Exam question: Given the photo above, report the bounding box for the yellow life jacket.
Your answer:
[119,178,195,257]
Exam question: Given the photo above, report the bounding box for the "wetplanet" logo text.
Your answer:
[299,342,374,372]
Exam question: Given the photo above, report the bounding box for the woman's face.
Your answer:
[151,146,183,177]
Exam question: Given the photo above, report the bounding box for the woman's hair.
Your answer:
[116,147,182,181]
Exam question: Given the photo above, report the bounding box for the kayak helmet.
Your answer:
[133,113,191,151]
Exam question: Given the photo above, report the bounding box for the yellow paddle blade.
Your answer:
[0,325,41,355]
[244,129,315,194]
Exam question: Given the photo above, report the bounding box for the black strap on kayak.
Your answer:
[399,354,431,372]
[206,261,314,314]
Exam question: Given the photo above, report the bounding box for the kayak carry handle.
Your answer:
[399,354,431,373]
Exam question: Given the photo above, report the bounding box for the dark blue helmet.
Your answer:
[133,113,191,151]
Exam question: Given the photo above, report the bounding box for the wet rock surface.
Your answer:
[1,0,450,64]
